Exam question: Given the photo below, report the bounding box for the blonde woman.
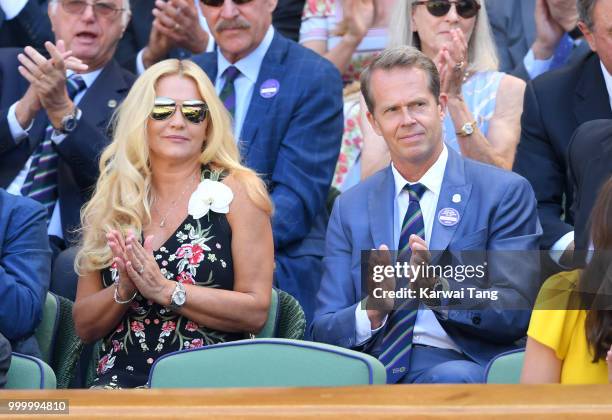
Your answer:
[73,59,274,388]
[362,0,525,177]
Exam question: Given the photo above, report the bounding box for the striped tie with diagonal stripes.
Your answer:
[219,66,241,119]
[20,74,87,219]
[378,182,427,383]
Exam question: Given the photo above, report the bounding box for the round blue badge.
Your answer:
[438,207,460,227]
[260,79,280,98]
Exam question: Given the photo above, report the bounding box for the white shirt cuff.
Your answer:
[355,300,387,346]
[0,0,28,20]
[549,231,575,266]
[523,48,554,80]
[7,101,32,143]
[136,48,146,75]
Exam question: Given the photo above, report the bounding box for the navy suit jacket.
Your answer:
[0,188,51,341]
[0,48,135,245]
[311,148,542,366]
[567,119,612,256]
[0,0,52,51]
[193,31,343,322]
[514,52,612,250]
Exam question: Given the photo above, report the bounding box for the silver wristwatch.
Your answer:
[168,282,187,311]
[53,107,82,135]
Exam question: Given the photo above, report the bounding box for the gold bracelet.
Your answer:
[114,284,137,305]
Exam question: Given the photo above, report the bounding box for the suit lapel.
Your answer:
[574,53,612,125]
[239,32,287,158]
[77,60,131,129]
[368,167,395,250]
[522,0,536,48]
[429,148,472,254]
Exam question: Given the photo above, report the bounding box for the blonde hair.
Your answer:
[76,59,272,273]
[388,0,499,73]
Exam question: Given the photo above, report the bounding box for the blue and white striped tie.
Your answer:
[21,74,87,219]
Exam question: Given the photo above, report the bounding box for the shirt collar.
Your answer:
[600,60,612,105]
[66,68,103,89]
[391,145,448,199]
[216,25,275,84]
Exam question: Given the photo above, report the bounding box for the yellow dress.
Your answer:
[527,270,608,384]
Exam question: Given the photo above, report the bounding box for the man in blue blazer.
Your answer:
[311,46,542,383]
[194,0,343,323]
[0,0,135,250]
[0,188,52,358]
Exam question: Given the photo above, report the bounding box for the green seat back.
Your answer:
[148,338,386,388]
[255,288,279,338]
[6,353,56,389]
[276,290,306,339]
[52,295,82,389]
[34,293,59,365]
[485,350,525,384]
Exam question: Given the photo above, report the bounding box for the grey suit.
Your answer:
[487,0,590,81]
[0,332,10,389]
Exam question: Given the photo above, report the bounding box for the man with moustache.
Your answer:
[194,0,343,324]
[0,0,135,298]
[311,46,541,383]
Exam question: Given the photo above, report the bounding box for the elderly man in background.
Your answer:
[194,0,343,324]
[0,0,135,299]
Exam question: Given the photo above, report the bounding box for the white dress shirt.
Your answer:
[6,68,102,237]
[214,26,275,141]
[355,146,461,352]
[0,0,28,20]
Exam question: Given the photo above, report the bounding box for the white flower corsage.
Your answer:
[187,179,234,219]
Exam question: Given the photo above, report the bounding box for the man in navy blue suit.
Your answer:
[194,0,343,323]
[311,46,541,383]
[0,188,52,358]
[0,0,135,252]
[0,0,53,50]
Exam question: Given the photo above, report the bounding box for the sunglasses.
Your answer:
[200,0,254,7]
[150,97,208,124]
[60,0,125,19]
[413,0,480,19]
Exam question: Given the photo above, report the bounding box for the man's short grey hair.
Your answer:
[50,0,132,26]
[577,0,598,29]
[360,46,440,114]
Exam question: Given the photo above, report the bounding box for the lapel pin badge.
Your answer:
[107,99,117,108]
[260,79,280,98]
[452,193,461,203]
[438,207,460,227]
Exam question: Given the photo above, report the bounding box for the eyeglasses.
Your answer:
[200,0,254,7]
[150,97,208,124]
[413,0,480,19]
[60,0,125,19]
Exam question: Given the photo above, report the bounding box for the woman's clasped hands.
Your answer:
[106,230,173,305]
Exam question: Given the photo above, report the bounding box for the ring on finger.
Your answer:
[454,61,465,71]
[137,265,144,274]
[174,23,180,31]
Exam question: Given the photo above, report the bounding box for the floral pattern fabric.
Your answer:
[92,170,242,389]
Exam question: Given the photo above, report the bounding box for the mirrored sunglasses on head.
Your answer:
[413,0,480,19]
[150,97,208,124]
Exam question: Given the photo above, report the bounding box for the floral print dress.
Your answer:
[92,170,243,389]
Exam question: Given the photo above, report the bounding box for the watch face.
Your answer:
[64,116,77,132]
[174,289,186,306]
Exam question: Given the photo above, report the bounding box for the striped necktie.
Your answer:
[20,74,87,219]
[219,66,241,119]
[378,182,427,383]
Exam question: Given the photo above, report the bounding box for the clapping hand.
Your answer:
[435,28,468,98]
[125,232,172,304]
[342,0,375,44]
[107,230,138,300]
[16,40,88,128]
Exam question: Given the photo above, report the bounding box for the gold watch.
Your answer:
[456,121,477,137]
